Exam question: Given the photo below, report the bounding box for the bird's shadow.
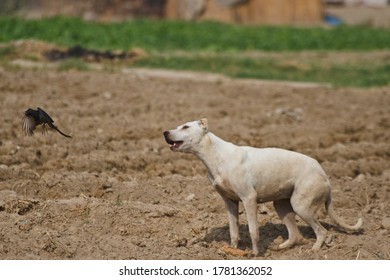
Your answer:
[203,221,347,256]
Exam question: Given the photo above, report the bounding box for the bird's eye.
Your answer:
[182,125,190,130]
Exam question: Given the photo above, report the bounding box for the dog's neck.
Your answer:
[193,132,236,177]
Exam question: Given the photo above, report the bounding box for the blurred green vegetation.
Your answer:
[1,17,390,51]
[0,17,389,87]
[133,55,390,87]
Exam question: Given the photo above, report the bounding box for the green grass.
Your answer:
[1,17,390,51]
[132,55,390,87]
[1,16,390,87]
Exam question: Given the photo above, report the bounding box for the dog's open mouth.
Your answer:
[167,140,183,149]
[165,138,184,150]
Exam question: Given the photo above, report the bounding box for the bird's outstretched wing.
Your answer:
[22,114,36,136]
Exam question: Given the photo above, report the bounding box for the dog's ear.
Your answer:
[198,118,208,132]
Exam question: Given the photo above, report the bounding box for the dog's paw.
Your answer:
[270,237,308,251]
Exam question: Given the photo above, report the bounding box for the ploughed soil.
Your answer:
[0,66,389,260]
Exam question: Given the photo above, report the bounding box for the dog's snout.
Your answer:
[163,131,171,142]
[164,130,175,146]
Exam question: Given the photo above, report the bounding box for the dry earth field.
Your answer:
[0,65,389,260]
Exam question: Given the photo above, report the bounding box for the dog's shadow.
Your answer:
[203,222,337,256]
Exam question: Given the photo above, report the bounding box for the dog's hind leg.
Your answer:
[291,190,328,251]
[297,212,326,251]
[273,199,304,249]
[221,196,240,248]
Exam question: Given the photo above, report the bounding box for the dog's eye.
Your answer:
[182,125,190,130]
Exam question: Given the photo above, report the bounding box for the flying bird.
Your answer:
[22,107,71,138]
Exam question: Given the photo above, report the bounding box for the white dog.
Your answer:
[164,119,362,256]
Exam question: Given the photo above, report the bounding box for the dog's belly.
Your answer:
[213,176,295,202]
[254,179,295,202]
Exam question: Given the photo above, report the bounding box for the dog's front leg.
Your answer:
[221,196,239,248]
[242,190,260,256]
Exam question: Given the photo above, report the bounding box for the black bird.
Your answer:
[22,107,71,138]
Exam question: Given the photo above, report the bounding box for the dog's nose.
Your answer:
[163,131,169,137]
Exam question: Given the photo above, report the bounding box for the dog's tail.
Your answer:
[325,194,363,232]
